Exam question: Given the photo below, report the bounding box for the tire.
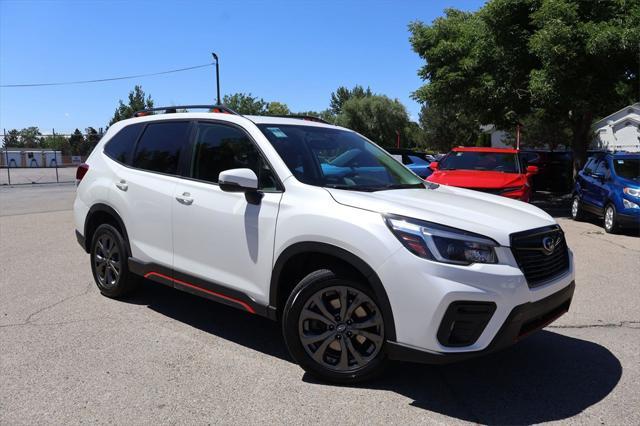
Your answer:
[571,196,585,221]
[90,223,139,297]
[603,203,619,234]
[282,269,387,384]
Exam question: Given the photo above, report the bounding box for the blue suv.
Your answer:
[572,152,640,233]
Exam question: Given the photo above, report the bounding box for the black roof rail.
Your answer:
[133,104,241,117]
[261,114,331,124]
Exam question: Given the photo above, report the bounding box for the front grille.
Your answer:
[470,187,503,195]
[510,225,570,288]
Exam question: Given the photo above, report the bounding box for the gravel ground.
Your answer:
[1,185,638,425]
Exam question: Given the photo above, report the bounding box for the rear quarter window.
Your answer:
[103,123,144,165]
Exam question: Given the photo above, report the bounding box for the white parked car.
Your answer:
[74,105,575,383]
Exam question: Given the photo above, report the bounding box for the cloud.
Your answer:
[64,112,70,117]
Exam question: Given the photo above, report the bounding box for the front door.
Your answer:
[172,121,283,307]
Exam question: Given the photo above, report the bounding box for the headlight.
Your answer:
[500,186,525,194]
[623,187,640,198]
[384,215,498,265]
[623,198,639,209]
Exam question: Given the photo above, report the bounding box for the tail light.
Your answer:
[76,163,89,183]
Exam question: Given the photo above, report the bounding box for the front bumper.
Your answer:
[386,280,575,364]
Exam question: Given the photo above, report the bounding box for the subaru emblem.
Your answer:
[542,236,557,254]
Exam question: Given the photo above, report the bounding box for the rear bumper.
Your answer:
[386,280,575,364]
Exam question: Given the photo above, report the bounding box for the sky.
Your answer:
[0,0,483,134]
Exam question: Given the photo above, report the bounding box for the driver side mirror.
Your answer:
[526,165,538,174]
[592,172,605,182]
[429,161,440,170]
[219,168,263,205]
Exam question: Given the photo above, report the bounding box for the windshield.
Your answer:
[439,151,520,173]
[257,124,424,191]
[613,158,640,181]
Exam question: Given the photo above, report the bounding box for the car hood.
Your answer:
[427,170,526,188]
[325,185,555,246]
[617,175,640,187]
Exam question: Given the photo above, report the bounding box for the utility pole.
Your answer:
[3,128,10,185]
[212,52,221,104]
[52,128,59,183]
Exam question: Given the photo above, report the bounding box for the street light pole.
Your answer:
[212,52,221,105]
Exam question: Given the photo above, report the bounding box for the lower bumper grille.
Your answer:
[437,301,496,347]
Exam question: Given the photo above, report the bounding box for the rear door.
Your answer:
[108,120,191,268]
[172,121,283,306]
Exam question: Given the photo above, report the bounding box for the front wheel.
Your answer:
[282,269,387,384]
[604,204,619,234]
[571,196,585,221]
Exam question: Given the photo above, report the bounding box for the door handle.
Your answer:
[176,192,194,205]
[115,179,128,191]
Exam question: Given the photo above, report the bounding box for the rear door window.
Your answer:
[132,121,190,175]
[104,123,144,165]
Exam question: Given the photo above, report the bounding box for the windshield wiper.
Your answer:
[380,183,426,190]
[324,182,425,192]
[324,184,379,192]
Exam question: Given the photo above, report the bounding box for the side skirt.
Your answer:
[128,258,275,319]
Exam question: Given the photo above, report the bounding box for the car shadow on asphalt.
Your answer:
[124,281,622,424]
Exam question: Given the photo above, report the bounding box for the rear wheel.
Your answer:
[282,269,387,384]
[604,204,619,234]
[571,196,585,221]
[90,223,139,297]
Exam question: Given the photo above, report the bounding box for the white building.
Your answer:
[592,103,640,152]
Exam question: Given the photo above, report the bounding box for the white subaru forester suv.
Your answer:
[74,105,575,383]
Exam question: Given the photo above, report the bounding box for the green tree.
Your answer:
[41,134,70,155]
[19,127,43,148]
[330,85,373,115]
[337,95,411,147]
[68,129,85,155]
[418,104,481,152]
[109,85,154,126]
[266,101,291,116]
[222,93,267,115]
[84,127,101,155]
[410,0,640,173]
[3,129,21,148]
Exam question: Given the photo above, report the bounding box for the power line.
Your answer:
[0,63,213,88]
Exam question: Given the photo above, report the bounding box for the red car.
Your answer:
[426,147,538,202]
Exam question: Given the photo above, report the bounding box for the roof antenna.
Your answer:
[212,52,221,105]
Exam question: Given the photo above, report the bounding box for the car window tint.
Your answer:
[408,155,429,165]
[132,121,190,175]
[104,123,144,165]
[594,159,609,176]
[191,123,277,190]
[584,158,595,174]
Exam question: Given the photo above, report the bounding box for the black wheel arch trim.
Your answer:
[83,203,132,256]
[270,241,397,341]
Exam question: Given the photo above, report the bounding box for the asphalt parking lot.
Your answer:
[1,184,639,425]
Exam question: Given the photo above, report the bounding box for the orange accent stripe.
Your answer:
[144,271,256,314]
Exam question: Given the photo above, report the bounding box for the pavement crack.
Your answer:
[0,282,93,329]
[579,231,640,252]
[549,320,640,330]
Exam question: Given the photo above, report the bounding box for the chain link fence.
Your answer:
[1,130,102,185]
